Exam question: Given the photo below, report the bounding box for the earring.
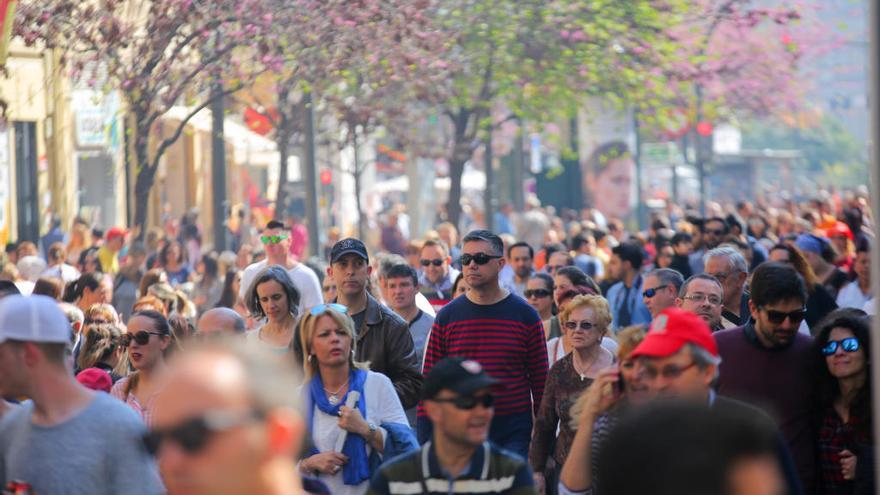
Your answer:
[307,354,314,363]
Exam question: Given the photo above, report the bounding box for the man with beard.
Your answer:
[715,262,814,493]
[506,242,535,298]
[676,274,724,332]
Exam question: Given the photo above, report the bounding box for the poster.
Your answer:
[577,98,636,226]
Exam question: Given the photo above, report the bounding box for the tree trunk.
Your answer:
[352,131,365,241]
[132,131,156,242]
[445,109,473,232]
[274,123,291,220]
[273,86,292,220]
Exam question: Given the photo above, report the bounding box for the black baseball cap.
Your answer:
[422,357,499,400]
[330,238,369,264]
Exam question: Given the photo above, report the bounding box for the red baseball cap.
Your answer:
[629,307,718,359]
[824,221,854,241]
[77,367,113,393]
[105,227,128,241]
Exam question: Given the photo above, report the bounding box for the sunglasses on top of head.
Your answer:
[142,410,265,457]
[821,337,860,356]
[459,253,502,266]
[310,303,348,316]
[122,331,166,347]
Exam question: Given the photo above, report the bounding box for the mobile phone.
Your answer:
[613,371,624,396]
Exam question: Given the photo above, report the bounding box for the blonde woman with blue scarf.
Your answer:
[298,304,409,495]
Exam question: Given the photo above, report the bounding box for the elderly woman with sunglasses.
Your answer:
[111,310,176,426]
[297,304,410,495]
[529,294,615,495]
[812,309,875,494]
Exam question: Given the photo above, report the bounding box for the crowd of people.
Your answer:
[0,189,876,495]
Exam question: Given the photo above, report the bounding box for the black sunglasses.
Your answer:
[524,289,552,299]
[460,253,502,266]
[564,320,596,332]
[432,394,494,410]
[122,331,166,347]
[642,286,668,299]
[705,228,726,236]
[142,410,264,456]
[821,337,860,356]
[761,307,807,325]
[420,259,445,267]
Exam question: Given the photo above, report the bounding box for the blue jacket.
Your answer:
[606,275,652,330]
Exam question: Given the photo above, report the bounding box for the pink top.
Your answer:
[110,375,159,427]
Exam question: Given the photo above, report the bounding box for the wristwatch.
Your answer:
[367,422,378,440]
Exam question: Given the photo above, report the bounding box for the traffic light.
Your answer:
[319,169,332,186]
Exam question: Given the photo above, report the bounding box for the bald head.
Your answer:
[197,307,246,336]
[152,338,305,495]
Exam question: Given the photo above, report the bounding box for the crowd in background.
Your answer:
[0,185,876,495]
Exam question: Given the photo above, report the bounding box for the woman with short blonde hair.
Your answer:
[530,294,615,493]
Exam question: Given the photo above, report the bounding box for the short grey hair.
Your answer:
[704,246,748,274]
[686,343,721,380]
[647,268,685,291]
[678,274,724,299]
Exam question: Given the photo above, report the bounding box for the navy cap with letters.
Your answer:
[329,238,369,264]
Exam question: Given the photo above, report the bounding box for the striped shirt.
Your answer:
[420,294,548,416]
[367,441,536,495]
[110,375,159,427]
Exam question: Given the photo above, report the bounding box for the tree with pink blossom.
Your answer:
[13,0,276,237]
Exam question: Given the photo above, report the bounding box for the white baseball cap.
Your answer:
[0,295,72,344]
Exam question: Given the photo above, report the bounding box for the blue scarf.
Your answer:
[307,368,370,485]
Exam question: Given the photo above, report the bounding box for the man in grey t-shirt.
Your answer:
[0,295,162,494]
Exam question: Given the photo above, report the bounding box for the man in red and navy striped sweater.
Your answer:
[418,230,549,460]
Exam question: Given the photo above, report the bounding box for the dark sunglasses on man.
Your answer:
[420,259,445,267]
[642,285,669,299]
[760,307,807,325]
[459,253,502,266]
[430,394,494,410]
[122,331,165,347]
[142,410,265,456]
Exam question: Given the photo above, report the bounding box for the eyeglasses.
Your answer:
[564,320,597,332]
[142,410,264,456]
[760,307,807,325]
[705,229,726,236]
[459,253,502,266]
[310,303,348,316]
[84,318,109,325]
[546,265,562,274]
[707,272,730,283]
[420,259,445,267]
[682,293,722,306]
[821,337,860,356]
[122,331,166,347]
[524,289,552,299]
[642,286,668,299]
[431,394,494,410]
[260,234,289,245]
[640,361,697,380]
